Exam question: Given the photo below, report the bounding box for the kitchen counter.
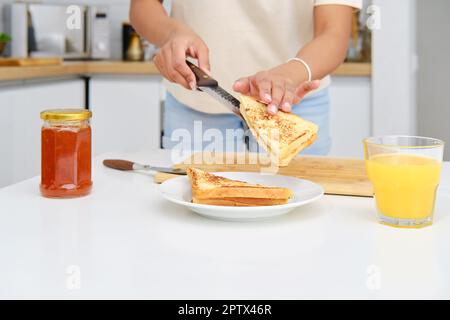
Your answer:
[1,149,448,299]
[0,61,160,81]
[0,61,371,82]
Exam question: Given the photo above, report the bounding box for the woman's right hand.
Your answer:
[153,25,210,90]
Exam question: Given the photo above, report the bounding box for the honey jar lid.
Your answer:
[40,109,92,121]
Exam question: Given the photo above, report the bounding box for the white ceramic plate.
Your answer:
[159,172,324,222]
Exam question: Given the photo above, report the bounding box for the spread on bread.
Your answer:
[240,95,318,167]
[187,168,293,207]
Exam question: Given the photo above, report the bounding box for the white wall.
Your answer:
[90,75,162,156]
[417,0,450,161]
[329,77,371,158]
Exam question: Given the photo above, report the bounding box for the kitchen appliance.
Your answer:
[154,152,374,197]
[4,3,110,60]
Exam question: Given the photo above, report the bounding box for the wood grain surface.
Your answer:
[154,153,374,197]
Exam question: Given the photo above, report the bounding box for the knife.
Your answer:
[186,60,245,121]
[103,159,186,175]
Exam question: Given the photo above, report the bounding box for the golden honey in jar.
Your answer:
[40,109,92,198]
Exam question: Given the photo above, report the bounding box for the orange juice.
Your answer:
[366,154,442,222]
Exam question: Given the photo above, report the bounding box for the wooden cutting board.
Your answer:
[0,57,62,67]
[154,153,374,197]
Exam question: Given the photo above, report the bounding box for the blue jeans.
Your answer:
[163,88,331,156]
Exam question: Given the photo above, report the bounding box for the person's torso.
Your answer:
[166,0,331,114]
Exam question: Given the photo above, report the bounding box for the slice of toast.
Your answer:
[192,197,289,206]
[187,168,293,206]
[240,95,318,167]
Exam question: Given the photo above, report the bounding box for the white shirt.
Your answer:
[165,0,362,114]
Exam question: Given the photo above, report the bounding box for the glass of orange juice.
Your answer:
[364,136,444,228]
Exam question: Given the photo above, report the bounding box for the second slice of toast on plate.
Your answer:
[240,95,318,167]
[187,168,293,207]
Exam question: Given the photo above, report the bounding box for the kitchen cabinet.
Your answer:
[89,75,370,159]
[0,79,85,188]
[0,75,162,188]
[328,76,372,158]
[0,84,14,189]
[89,75,162,156]
[0,67,370,188]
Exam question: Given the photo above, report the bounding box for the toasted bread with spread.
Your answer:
[240,95,318,167]
[187,168,293,207]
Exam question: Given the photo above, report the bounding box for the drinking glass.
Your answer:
[364,136,444,228]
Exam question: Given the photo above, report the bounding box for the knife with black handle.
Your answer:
[185,60,244,121]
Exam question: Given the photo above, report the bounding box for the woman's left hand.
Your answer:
[233,62,320,115]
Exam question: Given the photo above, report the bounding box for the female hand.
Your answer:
[154,25,210,90]
[233,62,320,115]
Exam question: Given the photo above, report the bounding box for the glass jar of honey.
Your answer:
[40,109,92,198]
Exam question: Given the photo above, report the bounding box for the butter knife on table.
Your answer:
[103,159,186,175]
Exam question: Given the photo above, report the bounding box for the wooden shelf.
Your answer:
[0,61,159,82]
[332,62,371,77]
[0,61,371,82]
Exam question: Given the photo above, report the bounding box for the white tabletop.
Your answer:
[1,150,450,300]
